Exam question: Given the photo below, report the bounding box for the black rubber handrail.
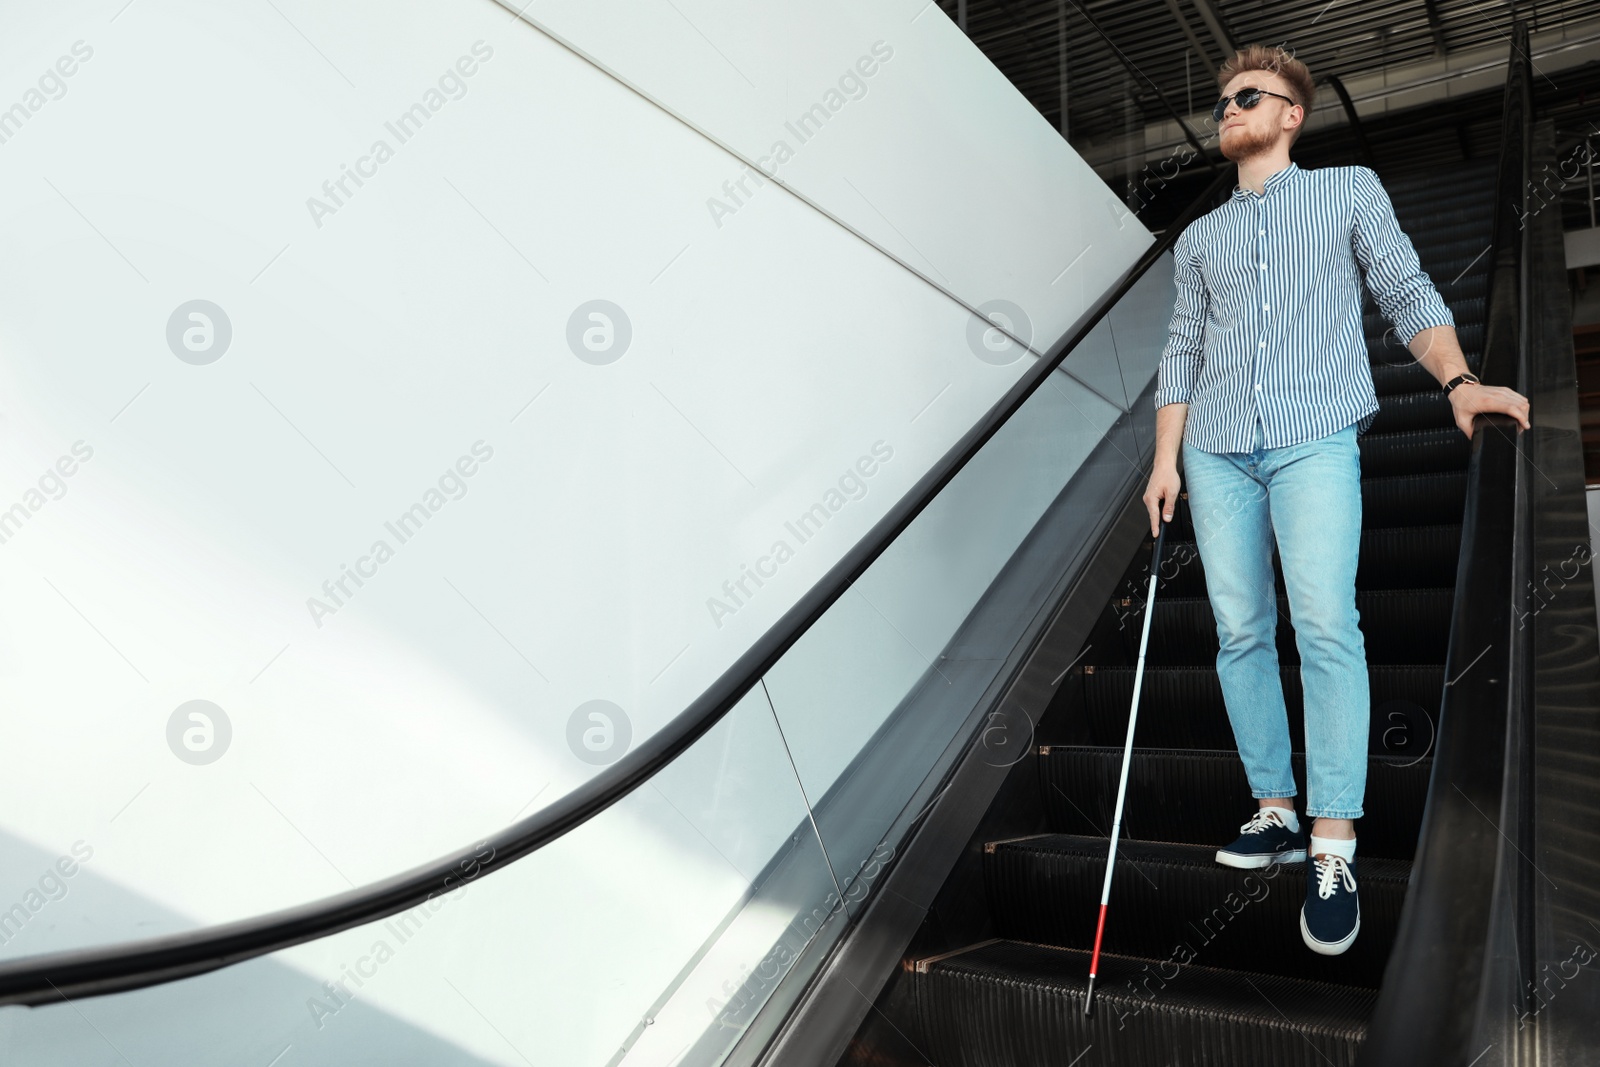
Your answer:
[1357,19,1531,1066]
[1321,74,1377,171]
[0,168,1240,1006]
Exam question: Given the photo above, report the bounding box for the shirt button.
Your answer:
[1256,384,1263,391]
[1260,263,1267,269]
[1259,340,1266,347]
[1259,229,1265,235]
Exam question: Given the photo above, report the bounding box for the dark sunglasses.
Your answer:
[1212,86,1299,123]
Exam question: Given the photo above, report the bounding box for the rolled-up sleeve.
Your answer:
[1154,225,1206,409]
[1350,166,1454,346]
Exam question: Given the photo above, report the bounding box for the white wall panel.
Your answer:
[0,0,1152,1059]
[0,0,1148,930]
[513,0,1147,349]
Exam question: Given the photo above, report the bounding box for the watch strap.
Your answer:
[1444,373,1480,394]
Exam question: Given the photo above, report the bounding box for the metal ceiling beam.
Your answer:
[1188,0,1235,62]
[1074,23,1600,171]
[1421,0,1450,56]
[1060,0,1221,169]
[1163,0,1220,68]
[1058,1,1070,137]
[953,0,1600,156]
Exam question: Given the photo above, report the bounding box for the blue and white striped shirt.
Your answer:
[1154,162,1455,453]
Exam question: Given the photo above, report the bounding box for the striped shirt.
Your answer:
[1154,161,1455,453]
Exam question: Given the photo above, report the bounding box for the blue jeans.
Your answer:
[1181,418,1369,820]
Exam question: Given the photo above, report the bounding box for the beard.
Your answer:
[1219,121,1281,161]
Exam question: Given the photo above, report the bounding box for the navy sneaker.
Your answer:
[1215,807,1308,869]
[1301,853,1361,955]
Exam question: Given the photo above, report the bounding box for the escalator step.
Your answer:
[1395,215,1491,249]
[1407,217,1493,241]
[1391,171,1496,195]
[1357,426,1470,476]
[1165,471,1466,540]
[1387,172,1496,211]
[1389,194,1496,224]
[1365,294,1484,336]
[1152,523,1462,596]
[1355,524,1463,586]
[1391,201,1495,226]
[1363,319,1482,351]
[1037,749,1430,860]
[875,159,1499,1067]
[1392,168,1496,191]
[1367,390,1456,434]
[1397,226,1495,262]
[1369,342,1481,394]
[1113,588,1453,666]
[984,835,1410,988]
[1074,664,1445,753]
[1359,470,1466,527]
[910,939,1375,1067]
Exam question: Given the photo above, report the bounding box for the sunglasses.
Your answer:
[1212,86,1299,123]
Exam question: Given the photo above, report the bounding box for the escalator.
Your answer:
[774,15,1600,1066]
[883,159,1496,1067]
[769,27,1600,1064]
[5,13,1597,1067]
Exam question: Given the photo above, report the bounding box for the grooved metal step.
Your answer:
[1364,294,1484,337]
[1357,425,1472,476]
[984,834,1410,987]
[1149,523,1462,597]
[1369,343,1481,394]
[910,940,1376,1067]
[867,155,1500,1067]
[1037,749,1431,860]
[1070,663,1445,756]
[1368,389,1457,434]
[1164,470,1467,541]
[1105,588,1453,666]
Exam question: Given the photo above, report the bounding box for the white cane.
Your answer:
[1084,515,1168,1015]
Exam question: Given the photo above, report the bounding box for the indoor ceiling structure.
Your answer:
[936,0,1600,171]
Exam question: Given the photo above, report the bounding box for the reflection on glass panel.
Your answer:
[0,686,837,1066]
[1057,315,1136,428]
[758,318,1137,978]
[1107,251,1181,401]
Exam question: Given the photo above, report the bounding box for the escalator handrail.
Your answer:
[1060,0,1222,173]
[0,168,1237,1007]
[1356,20,1532,1066]
[1321,74,1377,171]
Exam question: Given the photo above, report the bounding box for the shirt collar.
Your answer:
[1232,161,1299,200]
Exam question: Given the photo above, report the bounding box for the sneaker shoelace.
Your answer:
[1313,854,1357,900]
[1238,808,1290,835]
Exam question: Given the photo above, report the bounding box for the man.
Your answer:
[1142,44,1531,956]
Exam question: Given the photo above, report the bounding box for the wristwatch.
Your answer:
[1443,372,1481,395]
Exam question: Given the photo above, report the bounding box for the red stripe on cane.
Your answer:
[1088,903,1109,976]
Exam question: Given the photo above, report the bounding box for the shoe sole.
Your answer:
[1300,908,1361,955]
[1214,847,1307,869]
